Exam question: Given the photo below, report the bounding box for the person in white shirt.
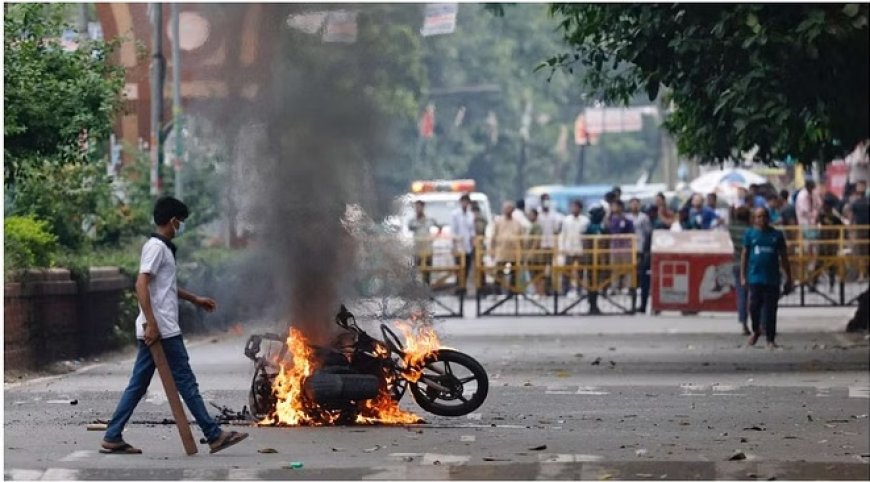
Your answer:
[626,197,651,253]
[101,197,248,455]
[512,199,532,231]
[537,193,563,294]
[450,194,476,293]
[559,199,590,295]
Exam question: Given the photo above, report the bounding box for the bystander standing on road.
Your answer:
[779,189,798,225]
[492,201,525,295]
[408,200,438,285]
[626,197,651,255]
[815,196,846,292]
[849,180,869,281]
[525,209,546,296]
[451,194,476,294]
[585,206,610,314]
[637,205,667,314]
[607,200,635,292]
[513,199,532,231]
[655,192,675,228]
[687,193,720,229]
[741,207,793,349]
[538,193,563,294]
[559,199,589,296]
[101,197,248,455]
[706,192,729,227]
[765,193,784,226]
[729,206,752,335]
[471,202,488,238]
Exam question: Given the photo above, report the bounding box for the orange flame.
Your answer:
[261,321,442,426]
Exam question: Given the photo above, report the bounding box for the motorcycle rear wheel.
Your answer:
[409,349,488,417]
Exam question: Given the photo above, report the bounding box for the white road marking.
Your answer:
[41,468,79,480]
[59,450,95,462]
[680,384,707,396]
[848,386,870,398]
[7,469,44,481]
[466,413,482,420]
[712,385,746,397]
[389,453,424,458]
[460,435,476,442]
[421,453,470,465]
[816,387,832,398]
[145,390,167,405]
[538,454,604,463]
[363,465,408,480]
[576,386,610,395]
[227,468,261,480]
[545,390,575,395]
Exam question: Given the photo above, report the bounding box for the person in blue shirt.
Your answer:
[741,208,793,349]
[687,193,720,229]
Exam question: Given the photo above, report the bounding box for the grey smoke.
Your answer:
[183,4,429,344]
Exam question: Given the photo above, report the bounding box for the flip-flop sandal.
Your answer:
[99,443,143,454]
[209,431,249,454]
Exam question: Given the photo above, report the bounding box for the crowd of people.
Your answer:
[407,181,870,319]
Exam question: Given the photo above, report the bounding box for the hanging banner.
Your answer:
[421,3,458,37]
[573,114,599,145]
[323,10,358,43]
[583,106,649,134]
[419,103,435,139]
[286,11,329,35]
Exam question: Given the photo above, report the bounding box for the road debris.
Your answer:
[86,423,107,431]
[285,462,303,469]
[591,357,602,366]
[331,447,346,452]
[258,448,278,454]
[482,457,511,462]
[729,450,747,461]
[743,426,766,431]
[529,444,547,451]
[635,449,648,457]
[363,445,385,453]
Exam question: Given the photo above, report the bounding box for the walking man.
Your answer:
[101,197,248,454]
[741,207,793,349]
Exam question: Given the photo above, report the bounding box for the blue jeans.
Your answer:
[733,265,747,325]
[104,336,222,444]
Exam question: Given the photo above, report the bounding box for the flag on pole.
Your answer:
[419,103,436,139]
[421,3,458,37]
[574,114,599,145]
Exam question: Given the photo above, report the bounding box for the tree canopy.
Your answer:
[4,3,125,186]
[545,3,869,166]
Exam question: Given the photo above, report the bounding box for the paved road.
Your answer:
[4,308,869,480]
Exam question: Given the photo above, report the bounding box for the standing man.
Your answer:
[688,193,720,229]
[626,197,651,255]
[796,180,821,228]
[741,207,793,349]
[538,193,563,294]
[451,194,475,294]
[492,201,525,295]
[101,197,248,455]
[558,199,590,296]
[607,200,636,292]
[729,207,752,335]
[408,200,438,285]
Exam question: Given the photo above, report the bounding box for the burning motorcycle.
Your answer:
[244,305,488,425]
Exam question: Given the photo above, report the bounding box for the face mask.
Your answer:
[174,219,186,237]
[542,200,551,209]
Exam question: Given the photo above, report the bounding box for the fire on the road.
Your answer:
[260,322,442,426]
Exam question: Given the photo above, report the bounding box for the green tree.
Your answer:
[4,2,125,186]
[545,3,869,165]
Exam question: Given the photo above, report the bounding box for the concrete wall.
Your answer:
[4,268,131,371]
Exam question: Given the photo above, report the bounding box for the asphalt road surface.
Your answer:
[4,307,869,480]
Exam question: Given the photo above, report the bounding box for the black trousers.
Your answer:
[749,283,781,343]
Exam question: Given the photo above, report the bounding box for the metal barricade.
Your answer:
[473,234,638,316]
[779,225,870,307]
[409,234,466,317]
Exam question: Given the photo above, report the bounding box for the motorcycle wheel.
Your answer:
[249,362,275,420]
[409,349,488,417]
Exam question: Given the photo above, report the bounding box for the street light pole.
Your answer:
[149,3,165,197]
[171,3,183,200]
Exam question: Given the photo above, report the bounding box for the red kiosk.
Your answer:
[651,230,737,313]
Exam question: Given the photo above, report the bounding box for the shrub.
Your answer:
[4,216,58,275]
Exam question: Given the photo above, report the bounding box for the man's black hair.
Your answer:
[516,199,526,210]
[460,194,471,202]
[153,196,189,226]
[613,199,625,209]
[604,191,617,202]
[415,200,425,206]
[629,197,640,203]
[471,202,481,212]
[570,199,583,209]
[780,189,790,200]
[611,186,622,194]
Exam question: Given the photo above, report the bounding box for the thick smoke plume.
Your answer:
[188,4,426,343]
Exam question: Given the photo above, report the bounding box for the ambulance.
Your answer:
[394,180,493,285]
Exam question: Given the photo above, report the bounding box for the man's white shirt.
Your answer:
[450,208,475,254]
[538,210,563,249]
[559,214,590,256]
[135,238,181,339]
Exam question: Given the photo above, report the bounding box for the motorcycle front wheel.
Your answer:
[409,349,488,417]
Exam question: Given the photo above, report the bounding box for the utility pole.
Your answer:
[149,3,165,197]
[171,3,184,200]
[77,4,88,42]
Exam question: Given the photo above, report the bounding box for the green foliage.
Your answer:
[7,160,137,251]
[3,216,59,275]
[4,3,126,186]
[546,3,869,165]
